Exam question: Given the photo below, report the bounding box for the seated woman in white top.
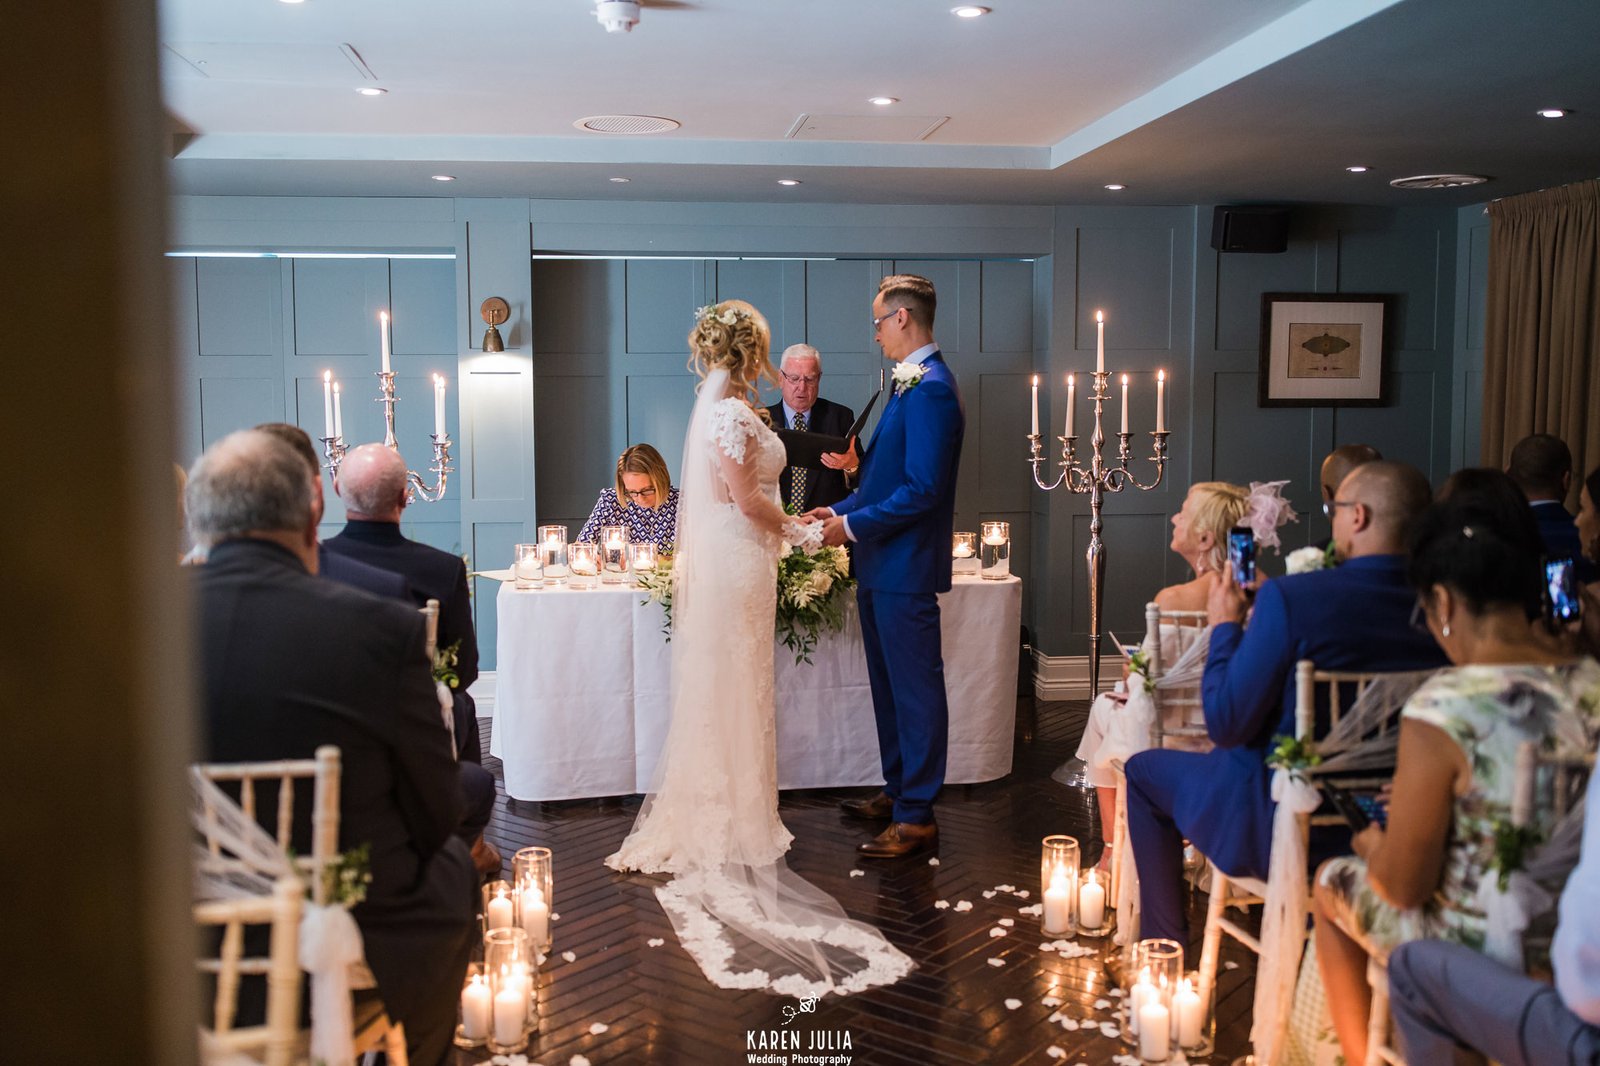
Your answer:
[1076,480,1251,865]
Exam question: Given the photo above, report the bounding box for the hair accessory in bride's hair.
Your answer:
[1243,480,1299,551]
[695,303,749,327]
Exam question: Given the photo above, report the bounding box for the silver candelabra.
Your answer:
[1028,367,1170,696]
[322,368,454,504]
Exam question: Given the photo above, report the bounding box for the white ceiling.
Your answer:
[162,0,1600,207]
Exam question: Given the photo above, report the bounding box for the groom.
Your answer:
[812,274,965,858]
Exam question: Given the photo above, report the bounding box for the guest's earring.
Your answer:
[1442,622,1451,638]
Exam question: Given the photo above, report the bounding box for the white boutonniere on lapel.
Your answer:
[891,361,927,395]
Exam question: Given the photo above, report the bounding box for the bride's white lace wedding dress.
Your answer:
[606,368,913,997]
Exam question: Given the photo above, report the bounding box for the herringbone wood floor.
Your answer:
[458,698,1257,1065]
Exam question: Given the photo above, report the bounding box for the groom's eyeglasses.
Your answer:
[871,307,904,330]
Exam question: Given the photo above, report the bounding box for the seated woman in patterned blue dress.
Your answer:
[576,443,681,551]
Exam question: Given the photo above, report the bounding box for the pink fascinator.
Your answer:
[1244,480,1299,551]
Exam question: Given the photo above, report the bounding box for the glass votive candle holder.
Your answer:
[599,525,629,584]
[537,524,568,586]
[482,879,515,933]
[1077,866,1111,936]
[512,846,554,955]
[513,543,543,590]
[484,927,534,1054]
[1126,937,1184,1061]
[568,541,600,589]
[628,541,658,582]
[1040,835,1080,935]
[455,961,490,1048]
[952,532,978,576]
[981,520,1011,579]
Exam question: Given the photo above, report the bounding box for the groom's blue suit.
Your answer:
[833,350,965,825]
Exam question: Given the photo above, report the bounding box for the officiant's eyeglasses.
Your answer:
[780,370,821,387]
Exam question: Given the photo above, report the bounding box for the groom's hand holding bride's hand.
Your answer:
[802,506,850,547]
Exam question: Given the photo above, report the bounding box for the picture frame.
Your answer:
[1258,292,1393,407]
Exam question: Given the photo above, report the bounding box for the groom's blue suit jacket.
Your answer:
[833,352,964,594]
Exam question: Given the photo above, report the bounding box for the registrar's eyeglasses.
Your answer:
[624,486,659,501]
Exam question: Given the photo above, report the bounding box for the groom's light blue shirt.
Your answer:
[839,343,938,542]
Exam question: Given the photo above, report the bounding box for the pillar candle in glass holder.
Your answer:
[952,532,978,576]
[512,845,554,954]
[484,927,533,1054]
[1039,835,1079,935]
[981,521,1010,580]
[628,541,657,579]
[513,543,543,590]
[458,965,491,1044]
[1138,997,1170,1061]
[568,541,600,589]
[1127,937,1182,1044]
[1079,868,1106,930]
[1172,975,1203,1048]
[537,524,568,585]
[599,525,629,584]
[483,880,514,931]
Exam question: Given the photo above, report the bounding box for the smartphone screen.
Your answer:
[1546,557,1582,623]
[1228,526,1256,587]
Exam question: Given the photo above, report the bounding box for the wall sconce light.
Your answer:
[480,297,509,352]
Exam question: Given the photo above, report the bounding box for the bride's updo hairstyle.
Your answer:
[688,299,778,409]
[1186,481,1251,573]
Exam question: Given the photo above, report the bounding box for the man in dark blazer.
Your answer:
[813,275,965,859]
[1125,461,1450,943]
[326,443,482,764]
[768,343,859,513]
[1507,432,1597,582]
[187,429,475,1066]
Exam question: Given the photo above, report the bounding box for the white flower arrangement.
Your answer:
[891,361,927,394]
[1285,543,1340,574]
[694,303,748,327]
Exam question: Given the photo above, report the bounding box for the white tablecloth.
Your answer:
[491,574,1022,801]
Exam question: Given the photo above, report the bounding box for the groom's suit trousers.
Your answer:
[858,587,948,825]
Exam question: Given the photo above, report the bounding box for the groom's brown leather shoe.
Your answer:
[857,821,939,859]
[840,791,896,820]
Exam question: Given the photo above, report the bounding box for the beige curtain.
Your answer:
[1482,178,1600,505]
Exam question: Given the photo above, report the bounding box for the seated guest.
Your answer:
[1508,432,1597,582]
[1386,759,1600,1065]
[766,343,859,512]
[186,429,475,1066]
[1312,487,1600,1065]
[326,444,483,768]
[262,426,499,874]
[1124,461,1449,945]
[1074,480,1252,863]
[1320,443,1383,517]
[255,423,413,601]
[576,443,680,550]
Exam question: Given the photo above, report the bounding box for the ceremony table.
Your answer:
[491,574,1022,801]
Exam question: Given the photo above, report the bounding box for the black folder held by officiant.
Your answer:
[772,387,881,467]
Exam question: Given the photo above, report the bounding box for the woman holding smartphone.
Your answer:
[1311,485,1600,1066]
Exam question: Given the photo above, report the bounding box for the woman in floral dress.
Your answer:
[1312,482,1600,1065]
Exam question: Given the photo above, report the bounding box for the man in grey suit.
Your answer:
[187,429,476,1066]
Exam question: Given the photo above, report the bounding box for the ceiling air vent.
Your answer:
[1388,173,1490,190]
[573,114,681,135]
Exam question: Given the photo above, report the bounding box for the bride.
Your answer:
[606,299,913,997]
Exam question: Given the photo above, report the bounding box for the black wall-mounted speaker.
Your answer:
[1210,206,1290,253]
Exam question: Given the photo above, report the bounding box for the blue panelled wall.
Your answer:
[170,197,1477,681]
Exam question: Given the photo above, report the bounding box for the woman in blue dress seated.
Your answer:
[577,443,680,551]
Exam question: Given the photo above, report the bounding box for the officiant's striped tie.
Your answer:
[790,412,808,508]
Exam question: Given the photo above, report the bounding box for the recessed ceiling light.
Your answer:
[869,96,898,107]
[1346,165,1370,173]
[355,87,387,96]
[609,177,631,183]
[1103,183,1126,191]
[1538,108,1569,119]
[777,178,802,186]
[430,174,455,182]
[952,5,991,17]
[278,0,306,4]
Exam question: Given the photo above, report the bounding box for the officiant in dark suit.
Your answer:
[767,343,860,512]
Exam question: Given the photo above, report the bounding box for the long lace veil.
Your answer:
[625,366,913,997]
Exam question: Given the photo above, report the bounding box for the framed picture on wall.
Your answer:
[1258,292,1393,407]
